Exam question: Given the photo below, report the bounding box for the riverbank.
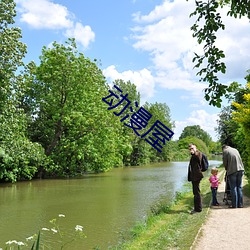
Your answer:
[111,168,224,249]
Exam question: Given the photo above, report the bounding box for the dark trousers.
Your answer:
[211,187,218,205]
[192,181,202,212]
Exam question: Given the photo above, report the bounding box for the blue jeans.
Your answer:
[228,170,244,208]
[211,187,218,205]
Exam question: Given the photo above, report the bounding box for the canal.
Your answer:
[0,160,221,249]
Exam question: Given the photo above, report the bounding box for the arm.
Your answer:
[209,175,218,185]
[223,152,228,171]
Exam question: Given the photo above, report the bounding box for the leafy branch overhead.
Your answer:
[189,0,250,107]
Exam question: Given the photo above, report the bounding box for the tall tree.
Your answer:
[179,125,212,146]
[231,75,250,176]
[110,79,142,165]
[0,0,27,109]
[24,39,124,175]
[143,102,175,162]
[0,0,46,182]
[216,106,239,146]
[178,136,209,156]
[190,0,250,107]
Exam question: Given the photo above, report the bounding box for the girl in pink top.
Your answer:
[209,168,220,206]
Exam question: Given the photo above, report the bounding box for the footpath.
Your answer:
[191,173,250,250]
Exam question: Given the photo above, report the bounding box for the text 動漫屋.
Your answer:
[102,85,174,153]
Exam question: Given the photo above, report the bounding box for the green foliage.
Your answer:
[0,0,48,182]
[24,39,125,175]
[0,0,27,108]
[31,231,40,250]
[222,0,250,19]
[231,78,250,177]
[179,125,212,146]
[189,0,250,107]
[178,136,209,156]
[110,79,142,166]
[216,106,240,147]
[216,72,250,177]
[0,108,50,182]
[209,141,222,154]
[0,0,177,181]
[142,102,175,163]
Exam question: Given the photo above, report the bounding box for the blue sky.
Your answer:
[14,0,250,141]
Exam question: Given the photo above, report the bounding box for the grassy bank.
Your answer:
[111,169,225,250]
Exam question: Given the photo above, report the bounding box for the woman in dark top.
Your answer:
[188,143,203,214]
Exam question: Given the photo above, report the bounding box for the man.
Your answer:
[188,143,204,214]
[222,144,244,208]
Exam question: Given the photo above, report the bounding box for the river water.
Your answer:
[0,160,221,249]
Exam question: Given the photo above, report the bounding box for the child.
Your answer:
[209,168,220,206]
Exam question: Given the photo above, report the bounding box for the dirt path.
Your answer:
[192,174,250,250]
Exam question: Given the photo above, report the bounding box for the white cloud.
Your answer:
[214,7,250,81]
[16,0,95,48]
[103,65,155,103]
[16,0,73,29]
[130,0,250,94]
[65,22,95,48]
[173,110,219,141]
[129,2,210,105]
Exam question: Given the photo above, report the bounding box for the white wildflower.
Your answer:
[26,236,34,241]
[58,214,65,217]
[6,240,17,245]
[51,228,58,233]
[17,241,25,246]
[42,227,50,231]
[75,225,83,231]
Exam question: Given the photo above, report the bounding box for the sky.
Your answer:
[13,0,250,141]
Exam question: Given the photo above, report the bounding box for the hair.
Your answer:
[222,144,228,149]
[211,167,218,174]
[188,143,196,148]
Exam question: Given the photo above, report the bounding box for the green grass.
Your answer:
[243,175,250,197]
[110,170,225,250]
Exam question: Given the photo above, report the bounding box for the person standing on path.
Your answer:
[209,168,220,206]
[188,143,204,214]
[222,144,244,208]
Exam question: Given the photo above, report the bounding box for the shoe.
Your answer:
[228,205,236,208]
[212,203,220,206]
[190,209,201,214]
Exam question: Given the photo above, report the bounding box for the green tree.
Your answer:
[24,39,124,175]
[230,79,250,176]
[216,106,239,146]
[0,0,27,109]
[0,0,47,182]
[189,0,250,107]
[208,141,221,154]
[178,136,209,156]
[216,73,250,151]
[110,79,141,166]
[143,102,175,162]
[179,125,212,146]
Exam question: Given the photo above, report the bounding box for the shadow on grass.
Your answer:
[149,190,213,216]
